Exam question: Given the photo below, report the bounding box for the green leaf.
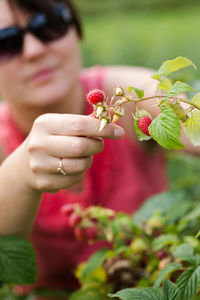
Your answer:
[152,56,196,80]
[152,234,179,251]
[82,248,110,281]
[173,244,200,265]
[69,288,105,300]
[157,78,173,92]
[166,81,195,98]
[177,266,200,300]
[167,152,200,190]
[108,287,164,300]
[183,111,200,146]
[154,263,182,288]
[133,190,190,225]
[183,204,200,222]
[192,92,200,106]
[196,230,200,239]
[111,213,136,236]
[0,235,37,284]
[134,88,144,99]
[149,104,185,150]
[163,279,180,300]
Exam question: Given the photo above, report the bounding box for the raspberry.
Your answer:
[137,115,152,136]
[69,212,82,228]
[85,226,98,240]
[87,89,105,105]
[61,204,74,216]
[74,227,87,242]
[156,250,167,260]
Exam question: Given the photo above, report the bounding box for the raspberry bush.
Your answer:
[0,57,200,300]
[87,56,200,150]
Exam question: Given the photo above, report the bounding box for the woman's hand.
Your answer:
[26,113,125,193]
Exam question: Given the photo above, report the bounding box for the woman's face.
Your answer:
[0,0,82,107]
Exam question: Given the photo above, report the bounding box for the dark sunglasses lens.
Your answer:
[30,13,70,43]
[0,30,22,61]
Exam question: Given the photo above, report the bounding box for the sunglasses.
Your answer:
[0,3,74,62]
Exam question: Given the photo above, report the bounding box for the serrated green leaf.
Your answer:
[82,248,109,281]
[127,86,134,93]
[166,81,195,98]
[177,266,200,300]
[183,111,200,146]
[157,78,173,92]
[163,279,180,300]
[173,244,200,265]
[0,235,37,284]
[109,287,164,300]
[134,88,144,99]
[133,190,190,225]
[152,234,179,251]
[154,263,182,288]
[149,104,185,150]
[192,92,200,106]
[152,57,196,80]
[196,230,200,239]
[183,204,200,222]
[69,288,105,300]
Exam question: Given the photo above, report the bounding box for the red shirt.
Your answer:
[0,67,167,293]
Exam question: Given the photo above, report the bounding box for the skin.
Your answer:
[0,0,199,237]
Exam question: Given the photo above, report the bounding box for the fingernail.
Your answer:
[114,127,125,137]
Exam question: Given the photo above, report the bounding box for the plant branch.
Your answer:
[112,95,200,111]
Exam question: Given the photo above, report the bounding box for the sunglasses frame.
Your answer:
[0,2,73,61]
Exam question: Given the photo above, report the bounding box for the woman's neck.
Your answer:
[8,81,84,135]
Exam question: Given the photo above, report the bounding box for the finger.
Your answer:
[46,135,104,158]
[35,172,84,193]
[40,156,93,175]
[36,114,125,139]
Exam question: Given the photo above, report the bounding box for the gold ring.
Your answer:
[57,158,67,176]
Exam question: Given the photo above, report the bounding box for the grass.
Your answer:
[80,5,200,81]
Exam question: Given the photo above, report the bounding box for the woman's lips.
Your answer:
[32,68,55,83]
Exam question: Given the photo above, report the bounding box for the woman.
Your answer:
[0,0,198,296]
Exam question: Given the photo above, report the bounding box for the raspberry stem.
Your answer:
[112,95,200,111]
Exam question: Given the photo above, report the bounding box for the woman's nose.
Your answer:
[22,33,46,60]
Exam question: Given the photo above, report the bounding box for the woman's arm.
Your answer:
[103,65,200,155]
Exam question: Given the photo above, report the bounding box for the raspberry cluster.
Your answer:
[86,88,152,137]
[61,204,98,242]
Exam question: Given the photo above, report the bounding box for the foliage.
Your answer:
[0,150,200,299]
[66,150,200,300]
[0,236,37,299]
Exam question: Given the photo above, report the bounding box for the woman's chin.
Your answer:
[27,85,69,108]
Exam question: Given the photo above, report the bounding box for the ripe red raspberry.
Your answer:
[69,212,82,228]
[137,115,152,136]
[87,89,105,105]
[74,227,87,242]
[85,226,98,240]
[61,204,74,216]
[156,250,167,260]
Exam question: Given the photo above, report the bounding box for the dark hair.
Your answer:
[7,0,83,38]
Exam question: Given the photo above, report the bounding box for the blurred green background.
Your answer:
[74,0,200,87]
